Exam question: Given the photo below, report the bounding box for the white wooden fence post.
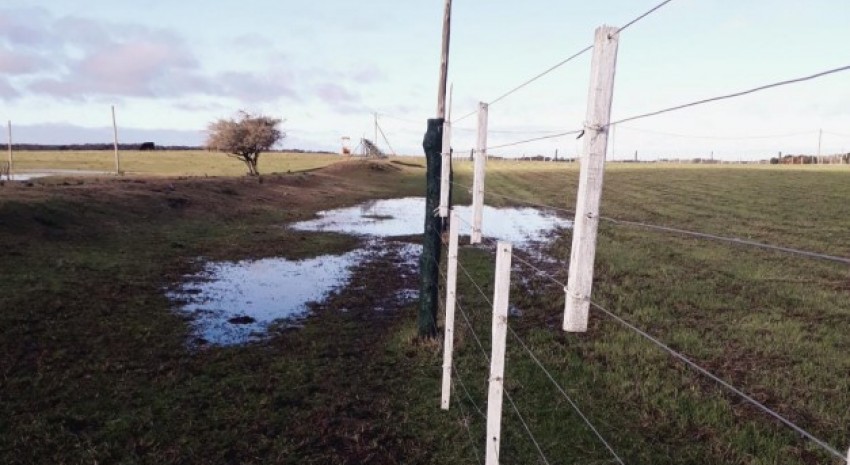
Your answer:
[111,105,121,175]
[471,102,488,244]
[440,209,460,409]
[6,120,12,179]
[485,241,512,465]
[564,25,620,332]
[439,120,452,217]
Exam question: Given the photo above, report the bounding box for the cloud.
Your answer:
[0,77,19,100]
[0,7,384,115]
[216,72,299,102]
[0,44,47,74]
[11,122,205,146]
[315,83,367,114]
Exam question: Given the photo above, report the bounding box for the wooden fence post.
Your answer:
[440,209,460,410]
[485,241,512,465]
[471,102,488,244]
[6,120,12,179]
[564,25,620,332]
[111,106,121,175]
[439,120,452,217]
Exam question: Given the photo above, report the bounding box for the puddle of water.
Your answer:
[292,197,571,247]
[169,197,568,346]
[169,249,365,346]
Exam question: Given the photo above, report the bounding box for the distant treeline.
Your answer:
[8,143,336,154]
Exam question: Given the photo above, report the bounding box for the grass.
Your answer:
[445,160,850,464]
[8,150,343,176]
[1,158,849,464]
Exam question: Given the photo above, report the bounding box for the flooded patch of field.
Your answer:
[169,197,568,345]
[291,197,571,246]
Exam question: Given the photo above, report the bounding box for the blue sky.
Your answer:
[1,0,849,159]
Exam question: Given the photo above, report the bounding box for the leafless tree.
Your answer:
[206,112,284,176]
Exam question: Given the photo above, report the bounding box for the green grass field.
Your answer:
[1,159,848,464]
[8,150,343,176]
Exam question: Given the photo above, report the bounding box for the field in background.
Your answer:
[8,150,345,176]
[1,159,849,464]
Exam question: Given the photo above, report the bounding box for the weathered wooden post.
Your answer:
[471,102,488,244]
[6,120,12,179]
[440,209,460,410]
[564,26,620,332]
[111,105,121,175]
[419,0,452,339]
[485,241,512,465]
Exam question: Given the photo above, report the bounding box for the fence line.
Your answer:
[449,180,850,266]
[487,129,584,151]
[599,216,850,265]
[609,64,850,128]
[452,246,622,464]
[428,234,554,463]
[454,0,678,124]
[502,244,848,462]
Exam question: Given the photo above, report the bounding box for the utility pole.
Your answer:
[112,105,121,175]
[374,112,378,148]
[419,0,452,339]
[817,128,822,164]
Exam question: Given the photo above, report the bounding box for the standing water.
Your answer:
[169,197,570,346]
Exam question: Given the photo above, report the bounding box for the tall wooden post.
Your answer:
[471,102,488,244]
[419,0,452,338]
[436,0,452,119]
[440,209,460,409]
[112,105,121,175]
[564,26,620,332]
[485,241,512,465]
[374,112,378,148]
[817,129,822,163]
[6,120,12,179]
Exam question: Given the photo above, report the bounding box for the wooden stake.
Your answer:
[436,0,452,118]
[485,241,512,465]
[6,120,12,179]
[471,102,488,244]
[564,26,620,332]
[111,105,121,175]
[440,209,460,410]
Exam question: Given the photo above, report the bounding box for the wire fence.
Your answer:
[429,1,850,462]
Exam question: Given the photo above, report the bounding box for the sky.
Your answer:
[1,0,849,160]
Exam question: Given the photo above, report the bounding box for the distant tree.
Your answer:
[206,112,284,176]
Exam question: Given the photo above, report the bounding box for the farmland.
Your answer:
[1,157,848,464]
[6,150,342,177]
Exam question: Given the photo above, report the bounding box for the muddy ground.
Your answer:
[0,160,470,464]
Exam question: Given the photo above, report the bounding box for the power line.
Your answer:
[609,64,850,127]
